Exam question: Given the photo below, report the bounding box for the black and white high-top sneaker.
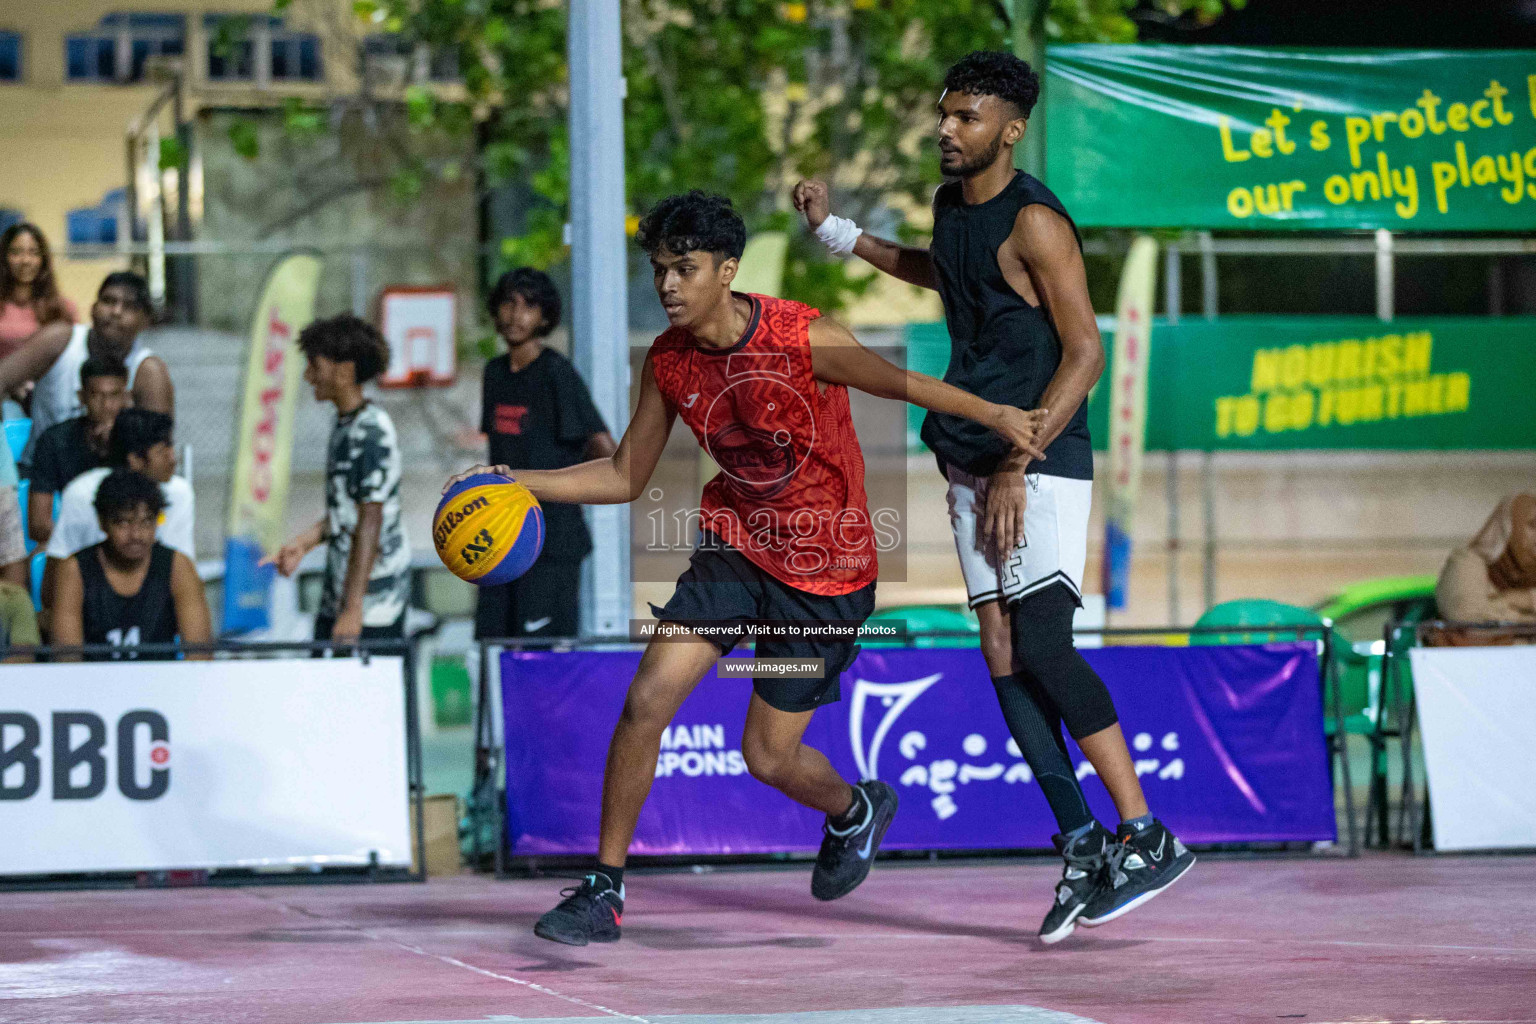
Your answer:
[1079,818,1195,928]
[1039,823,1114,945]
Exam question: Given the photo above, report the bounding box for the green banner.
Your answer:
[1086,316,1536,450]
[1046,45,1536,230]
[906,317,1536,453]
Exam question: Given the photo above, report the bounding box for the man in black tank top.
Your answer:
[50,469,211,661]
[795,50,1193,942]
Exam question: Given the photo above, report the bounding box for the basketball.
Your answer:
[432,472,545,585]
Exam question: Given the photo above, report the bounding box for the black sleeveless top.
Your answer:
[923,171,1093,479]
[78,542,178,660]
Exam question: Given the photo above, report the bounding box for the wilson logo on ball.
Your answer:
[432,473,544,585]
[433,495,491,548]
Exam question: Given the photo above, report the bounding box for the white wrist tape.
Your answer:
[814,214,863,255]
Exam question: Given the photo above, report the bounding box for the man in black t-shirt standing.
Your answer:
[27,354,129,545]
[476,268,615,640]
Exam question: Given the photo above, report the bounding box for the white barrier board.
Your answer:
[1409,645,1536,851]
[1,657,412,874]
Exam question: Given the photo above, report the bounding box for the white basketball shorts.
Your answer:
[944,464,1092,609]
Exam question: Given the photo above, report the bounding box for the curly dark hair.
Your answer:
[94,468,167,523]
[297,313,391,384]
[635,191,746,263]
[943,50,1041,119]
[107,408,174,466]
[486,267,561,335]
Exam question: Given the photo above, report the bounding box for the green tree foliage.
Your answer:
[271,0,1240,310]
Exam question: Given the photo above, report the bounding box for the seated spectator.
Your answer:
[0,222,76,416]
[28,354,129,544]
[1436,493,1536,627]
[0,579,39,662]
[0,222,77,359]
[0,270,172,471]
[43,409,193,626]
[50,469,210,661]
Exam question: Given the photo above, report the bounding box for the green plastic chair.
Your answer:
[1191,598,1324,646]
[863,604,979,648]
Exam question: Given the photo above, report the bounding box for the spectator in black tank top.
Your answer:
[50,469,211,661]
[794,50,1194,942]
[473,268,616,641]
[27,354,129,545]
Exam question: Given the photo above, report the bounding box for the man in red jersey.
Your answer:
[446,190,1044,946]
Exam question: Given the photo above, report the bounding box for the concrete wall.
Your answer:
[0,0,348,307]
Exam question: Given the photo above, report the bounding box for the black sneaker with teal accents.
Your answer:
[533,872,624,946]
[1038,823,1115,945]
[1078,818,1195,928]
[811,780,899,901]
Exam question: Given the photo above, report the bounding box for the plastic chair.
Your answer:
[3,418,27,464]
[1191,598,1323,645]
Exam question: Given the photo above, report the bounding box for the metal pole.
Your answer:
[171,73,196,324]
[1375,228,1394,321]
[1164,243,1181,625]
[1201,449,1216,613]
[351,250,369,317]
[1198,231,1218,320]
[1011,0,1047,181]
[402,638,427,882]
[569,0,632,638]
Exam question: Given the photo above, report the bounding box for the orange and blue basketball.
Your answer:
[432,473,544,586]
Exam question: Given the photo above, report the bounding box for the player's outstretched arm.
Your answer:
[808,317,1048,463]
[793,180,937,290]
[442,353,676,505]
[1011,204,1105,454]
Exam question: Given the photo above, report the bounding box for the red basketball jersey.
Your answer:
[649,294,878,596]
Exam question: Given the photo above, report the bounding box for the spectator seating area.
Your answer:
[4,416,47,609]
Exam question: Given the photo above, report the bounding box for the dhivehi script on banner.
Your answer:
[1047,46,1536,230]
[0,658,411,876]
[1409,645,1536,852]
[502,644,1334,854]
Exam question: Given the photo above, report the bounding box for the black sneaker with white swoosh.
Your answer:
[1078,818,1196,928]
[810,780,898,901]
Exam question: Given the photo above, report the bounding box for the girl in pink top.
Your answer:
[0,223,77,359]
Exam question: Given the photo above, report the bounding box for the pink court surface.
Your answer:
[4,854,1534,1024]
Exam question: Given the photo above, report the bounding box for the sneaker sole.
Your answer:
[1038,903,1086,945]
[533,921,621,946]
[812,783,899,902]
[1079,854,1195,928]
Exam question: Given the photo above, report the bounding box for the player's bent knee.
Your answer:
[740,737,795,789]
[980,632,1013,677]
[618,681,683,734]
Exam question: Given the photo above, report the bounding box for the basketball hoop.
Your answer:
[379,285,458,387]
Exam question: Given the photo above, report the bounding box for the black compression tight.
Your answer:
[988,583,1121,835]
[1009,583,1120,740]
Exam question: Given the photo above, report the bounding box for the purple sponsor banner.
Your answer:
[502,643,1334,855]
